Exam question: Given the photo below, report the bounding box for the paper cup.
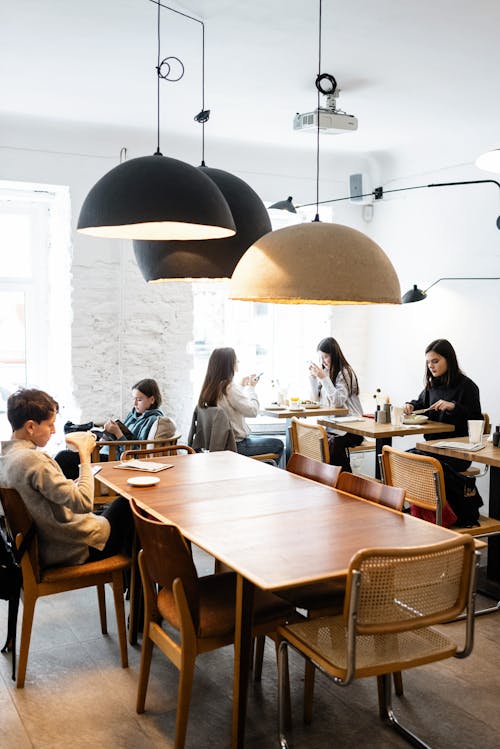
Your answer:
[467,420,484,444]
[391,406,403,426]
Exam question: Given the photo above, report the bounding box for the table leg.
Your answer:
[375,437,392,479]
[485,466,500,591]
[232,574,255,749]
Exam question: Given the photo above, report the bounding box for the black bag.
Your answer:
[441,462,483,527]
[0,523,34,680]
[63,420,94,434]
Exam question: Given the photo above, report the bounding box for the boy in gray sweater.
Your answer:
[0,389,131,568]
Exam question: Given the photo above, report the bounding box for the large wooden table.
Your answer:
[318,417,455,477]
[96,451,459,748]
[416,436,500,593]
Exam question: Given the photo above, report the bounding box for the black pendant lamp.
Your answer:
[133,165,271,280]
[77,2,235,242]
[133,18,270,281]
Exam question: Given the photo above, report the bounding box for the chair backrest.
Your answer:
[0,487,41,582]
[286,453,340,487]
[336,472,405,511]
[483,412,491,435]
[344,535,476,637]
[121,444,195,461]
[129,497,201,629]
[380,445,448,524]
[290,417,330,462]
[188,406,237,453]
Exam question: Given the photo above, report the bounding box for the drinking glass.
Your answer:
[391,405,403,426]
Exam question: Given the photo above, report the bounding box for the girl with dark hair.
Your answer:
[198,347,284,460]
[404,339,483,526]
[404,339,482,442]
[55,378,169,479]
[309,337,364,471]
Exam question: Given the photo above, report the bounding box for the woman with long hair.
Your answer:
[404,338,483,526]
[309,337,363,471]
[198,347,284,460]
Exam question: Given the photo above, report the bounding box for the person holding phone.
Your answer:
[308,337,364,472]
[196,347,284,460]
[55,378,169,478]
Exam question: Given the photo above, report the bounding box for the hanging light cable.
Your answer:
[133,6,271,281]
[230,0,401,305]
[77,0,235,241]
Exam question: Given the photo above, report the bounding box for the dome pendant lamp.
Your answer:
[77,1,235,242]
[230,0,401,306]
[133,165,271,280]
[133,19,270,280]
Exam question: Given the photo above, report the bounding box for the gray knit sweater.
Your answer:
[0,440,109,567]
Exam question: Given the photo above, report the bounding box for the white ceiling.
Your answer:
[3,0,500,170]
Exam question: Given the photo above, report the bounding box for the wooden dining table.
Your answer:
[96,451,460,749]
[317,416,455,478]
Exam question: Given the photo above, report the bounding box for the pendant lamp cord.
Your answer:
[314,0,323,222]
[156,0,161,155]
[151,0,187,157]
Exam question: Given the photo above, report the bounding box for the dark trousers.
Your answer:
[327,433,364,472]
[87,497,134,561]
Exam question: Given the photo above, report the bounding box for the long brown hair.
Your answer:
[198,347,237,407]
[317,337,359,395]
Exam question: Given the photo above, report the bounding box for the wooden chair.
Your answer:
[336,472,405,511]
[277,536,478,749]
[380,445,500,616]
[0,487,130,687]
[129,497,296,749]
[272,469,405,707]
[290,417,330,462]
[286,453,341,487]
[121,444,195,460]
[92,434,180,504]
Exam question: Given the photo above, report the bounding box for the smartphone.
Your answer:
[114,419,135,439]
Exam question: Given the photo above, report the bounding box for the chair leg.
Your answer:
[303,659,316,724]
[278,641,291,749]
[16,593,37,688]
[393,670,404,696]
[97,583,107,634]
[111,572,128,668]
[377,673,433,749]
[136,631,154,713]
[175,651,196,749]
[254,635,265,681]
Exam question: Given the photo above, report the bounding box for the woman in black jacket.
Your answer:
[404,338,483,526]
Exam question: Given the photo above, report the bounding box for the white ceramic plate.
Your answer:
[265,405,286,411]
[127,476,160,487]
[403,415,429,425]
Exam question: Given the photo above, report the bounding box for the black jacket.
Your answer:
[408,373,482,441]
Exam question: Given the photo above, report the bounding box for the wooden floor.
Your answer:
[1,547,500,748]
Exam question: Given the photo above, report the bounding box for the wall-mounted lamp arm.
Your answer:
[402,277,500,303]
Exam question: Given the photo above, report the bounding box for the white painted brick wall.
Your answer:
[72,242,194,441]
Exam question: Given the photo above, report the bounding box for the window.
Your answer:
[191,204,334,407]
[0,181,72,438]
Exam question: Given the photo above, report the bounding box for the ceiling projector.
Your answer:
[294,79,358,134]
[294,108,358,134]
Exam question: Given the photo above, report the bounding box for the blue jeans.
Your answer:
[236,435,284,463]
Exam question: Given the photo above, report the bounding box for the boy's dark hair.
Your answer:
[7,388,59,431]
